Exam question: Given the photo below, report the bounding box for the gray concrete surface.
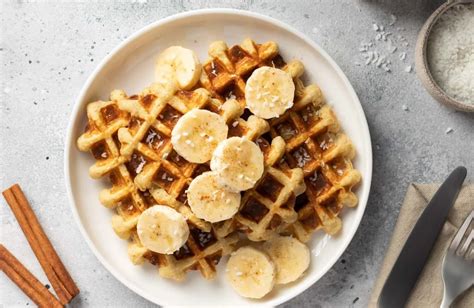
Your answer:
[1,0,473,307]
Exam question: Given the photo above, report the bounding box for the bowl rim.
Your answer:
[415,0,474,112]
[64,8,373,306]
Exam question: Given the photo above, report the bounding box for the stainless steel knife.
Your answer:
[378,166,467,308]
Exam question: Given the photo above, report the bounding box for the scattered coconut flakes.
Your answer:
[320,139,328,150]
[210,61,217,76]
[135,159,146,174]
[405,65,412,73]
[402,104,409,111]
[360,16,411,73]
[445,127,454,134]
[312,27,319,34]
[309,172,318,182]
[399,52,406,60]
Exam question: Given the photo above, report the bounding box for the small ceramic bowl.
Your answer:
[415,0,474,112]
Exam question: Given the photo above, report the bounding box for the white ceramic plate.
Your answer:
[65,9,372,307]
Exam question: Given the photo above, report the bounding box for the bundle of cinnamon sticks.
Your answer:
[1,184,79,306]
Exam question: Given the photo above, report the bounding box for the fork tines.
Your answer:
[450,210,474,260]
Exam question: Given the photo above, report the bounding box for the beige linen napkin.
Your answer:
[369,184,473,308]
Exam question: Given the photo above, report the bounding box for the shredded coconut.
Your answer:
[427,3,474,104]
[359,14,413,73]
[293,147,311,167]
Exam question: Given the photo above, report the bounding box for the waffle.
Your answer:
[201,39,361,242]
[77,86,240,281]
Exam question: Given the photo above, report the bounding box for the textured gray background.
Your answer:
[1,0,473,307]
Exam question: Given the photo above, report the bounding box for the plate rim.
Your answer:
[64,8,373,306]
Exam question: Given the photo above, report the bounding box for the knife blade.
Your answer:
[378,166,467,308]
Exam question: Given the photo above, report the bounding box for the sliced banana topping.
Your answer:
[155,46,202,90]
[171,109,228,163]
[226,246,275,299]
[187,172,241,223]
[136,205,189,254]
[245,66,295,119]
[262,236,310,284]
[210,137,264,192]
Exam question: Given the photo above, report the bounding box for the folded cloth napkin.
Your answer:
[369,184,473,308]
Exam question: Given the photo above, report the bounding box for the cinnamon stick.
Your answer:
[0,245,62,308]
[10,184,79,296]
[2,185,78,304]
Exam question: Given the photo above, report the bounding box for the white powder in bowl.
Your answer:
[427,3,474,104]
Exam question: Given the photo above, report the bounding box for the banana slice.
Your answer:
[171,109,228,163]
[210,137,264,192]
[245,67,295,119]
[155,46,201,90]
[187,172,241,223]
[226,246,275,299]
[262,236,310,284]
[136,205,189,254]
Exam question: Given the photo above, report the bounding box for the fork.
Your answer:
[440,210,474,308]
